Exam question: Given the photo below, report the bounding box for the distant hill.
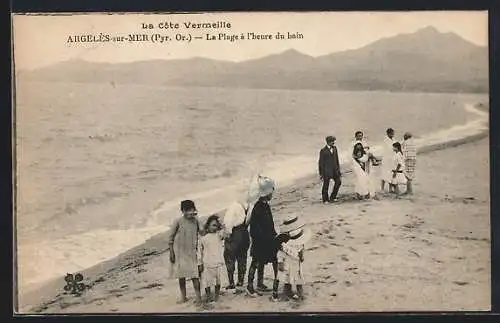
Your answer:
[17,26,488,93]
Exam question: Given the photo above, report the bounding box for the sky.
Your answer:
[12,11,488,70]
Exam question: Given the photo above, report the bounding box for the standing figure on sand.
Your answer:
[402,132,417,195]
[246,176,280,297]
[276,214,310,302]
[318,136,342,204]
[389,142,408,194]
[197,215,225,303]
[380,128,396,192]
[222,185,259,292]
[167,200,203,305]
[351,131,380,200]
[351,143,373,200]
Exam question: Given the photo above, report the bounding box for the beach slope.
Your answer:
[21,135,490,313]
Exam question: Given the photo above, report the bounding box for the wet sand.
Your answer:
[20,135,490,313]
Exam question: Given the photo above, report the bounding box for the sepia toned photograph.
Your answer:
[12,11,490,313]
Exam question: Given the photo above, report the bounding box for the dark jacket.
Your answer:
[249,199,278,263]
[319,145,341,179]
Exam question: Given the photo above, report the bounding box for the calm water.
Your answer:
[15,81,486,290]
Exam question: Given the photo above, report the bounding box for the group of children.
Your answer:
[351,128,417,199]
[167,196,309,307]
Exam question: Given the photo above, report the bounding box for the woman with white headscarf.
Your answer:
[245,176,279,297]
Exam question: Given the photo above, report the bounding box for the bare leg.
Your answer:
[271,260,279,300]
[406,180,413,195]
[192,278,202,304]
[236,250,248,287]
[296,284,304,300]
[205,287,212,302]
[381,180,385,192]
[257,263,268,290]
[178,278,188,303]
[224,247,236,288]
[214,285,221,301]
[283,283,293,298]
[247,258,260,296]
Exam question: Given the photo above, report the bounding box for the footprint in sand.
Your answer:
[344,281,352,287]
[330,293,337,297]
[95,277,106,283]
[341,255,349,261]
[453,281,469,286]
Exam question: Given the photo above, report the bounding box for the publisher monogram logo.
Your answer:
[64,273,86,295]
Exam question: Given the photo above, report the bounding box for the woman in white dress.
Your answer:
[389,142,407,194]
[351,143,371,200]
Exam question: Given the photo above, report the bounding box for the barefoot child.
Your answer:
[197,215,225,303]
[167,200,203,305]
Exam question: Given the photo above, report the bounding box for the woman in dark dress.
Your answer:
[246,176,279,297]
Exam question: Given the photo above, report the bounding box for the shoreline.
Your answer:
[20,135,490,313]
[17,102,489,312]
[16,79,488,96]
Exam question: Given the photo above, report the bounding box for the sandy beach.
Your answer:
[20,131,490,313]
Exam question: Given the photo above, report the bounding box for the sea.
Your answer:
[14,81,487,294]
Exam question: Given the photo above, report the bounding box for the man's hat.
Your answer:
[326,136,336,143]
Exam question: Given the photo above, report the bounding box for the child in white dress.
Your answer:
[389,142,407,194]
[274,214,311,302]
[277,228,309,301]
[197,215,225,302]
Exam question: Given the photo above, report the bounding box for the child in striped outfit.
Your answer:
[402,132,417,195]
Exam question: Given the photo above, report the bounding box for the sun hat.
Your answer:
[278,213,305,234]
[287,227,312,246]
[257,176,275,197]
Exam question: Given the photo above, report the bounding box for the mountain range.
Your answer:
[17,26,488,93]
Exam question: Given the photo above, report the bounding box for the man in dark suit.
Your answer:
[318,136,342,203]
